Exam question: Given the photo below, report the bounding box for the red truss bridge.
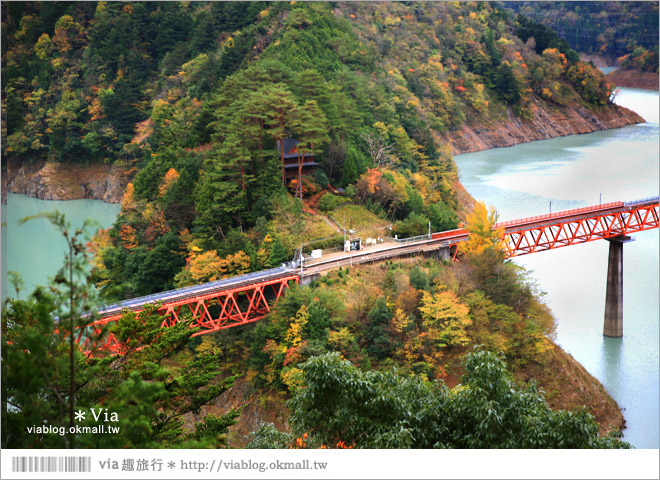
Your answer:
[77,197,658,355]
[498,197,659,257]
[431,197,659,257]
[76,268,299,356]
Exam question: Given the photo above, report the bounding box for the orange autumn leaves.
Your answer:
[175,250,251,287]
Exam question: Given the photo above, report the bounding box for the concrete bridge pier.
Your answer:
[437,246,451,261]
[603,235,632,337]
[300,273,320,286]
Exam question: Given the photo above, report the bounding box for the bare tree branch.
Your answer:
[360,132,394,167]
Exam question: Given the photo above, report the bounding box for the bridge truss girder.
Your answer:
[502,203,659,257]
[77,275,299,356]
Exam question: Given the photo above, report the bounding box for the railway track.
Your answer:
[94,265,296,320]
[92,196,658,321]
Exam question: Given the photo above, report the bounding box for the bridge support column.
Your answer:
[603,235,631,337]
[299,273,320,286]
[437,246,451,261]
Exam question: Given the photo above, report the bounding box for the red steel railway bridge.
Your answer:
[75,197,658,355]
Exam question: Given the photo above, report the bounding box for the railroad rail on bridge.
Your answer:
[77,197,658,354]
[498,198,659,257]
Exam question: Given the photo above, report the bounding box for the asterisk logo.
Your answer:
[74,410,86,422]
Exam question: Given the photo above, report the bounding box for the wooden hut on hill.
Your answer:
[277,138,319,183]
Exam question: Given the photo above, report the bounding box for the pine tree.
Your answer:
[366,297,393,359]
[194,136,252,240]
[261,83,299,186]
[292,100,329,198]
[294,68,331,106]
[341,147,360,186]
[268,236,290,267]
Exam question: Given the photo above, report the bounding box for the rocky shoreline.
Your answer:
[2,97,645,204]
[2,158,133,204]
[606,69,659,91]
[440,97,644,155]
[3,99,633,440]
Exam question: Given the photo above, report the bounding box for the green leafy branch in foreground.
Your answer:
[2,212,239,449]
[250,349,630,449]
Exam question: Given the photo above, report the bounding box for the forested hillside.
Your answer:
[504,1,659,60]
[1,1,625,299]
[2,1,636,450]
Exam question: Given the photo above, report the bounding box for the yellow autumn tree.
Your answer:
[418,290,471,348]
[175,250,252,287]
[459,200,504,256]
[285,305,309,348]
[195,335,222,356]
[219,251,251,278]
[121,183,136,213]
[187,250,224,283]
[87,228,112,287]
[327,327,358,357]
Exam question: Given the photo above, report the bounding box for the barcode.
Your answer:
[11,456,92,473]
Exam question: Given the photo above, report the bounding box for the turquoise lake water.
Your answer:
[1,194,121,301]
[455,87,659,448]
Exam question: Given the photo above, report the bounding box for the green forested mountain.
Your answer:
[2,2,635,450]
[3,1,616,299]
[504,1,659,60]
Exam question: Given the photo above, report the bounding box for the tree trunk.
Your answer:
[298,152,304,199]
[280,135,285,186]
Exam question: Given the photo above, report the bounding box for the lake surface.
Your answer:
[455,87,659,448]
[1,193,121,302]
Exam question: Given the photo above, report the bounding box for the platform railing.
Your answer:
[385,234,431,244]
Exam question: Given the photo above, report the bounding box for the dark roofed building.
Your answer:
[277,138,319,180]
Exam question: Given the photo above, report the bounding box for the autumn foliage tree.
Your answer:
[174,249,251,287]
[2,216,239,449]
[459,200,504,257]
[419,290,471,349]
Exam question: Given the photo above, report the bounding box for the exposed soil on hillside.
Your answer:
[516,345,625,436]
[579,54,618,68]
[440,98,644,155]
[3,96,644,205]
[607,69,659,91]
[184,376,291,448]
[2,157,134,204]
[432,341,623,437]
[452,178,476,223]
